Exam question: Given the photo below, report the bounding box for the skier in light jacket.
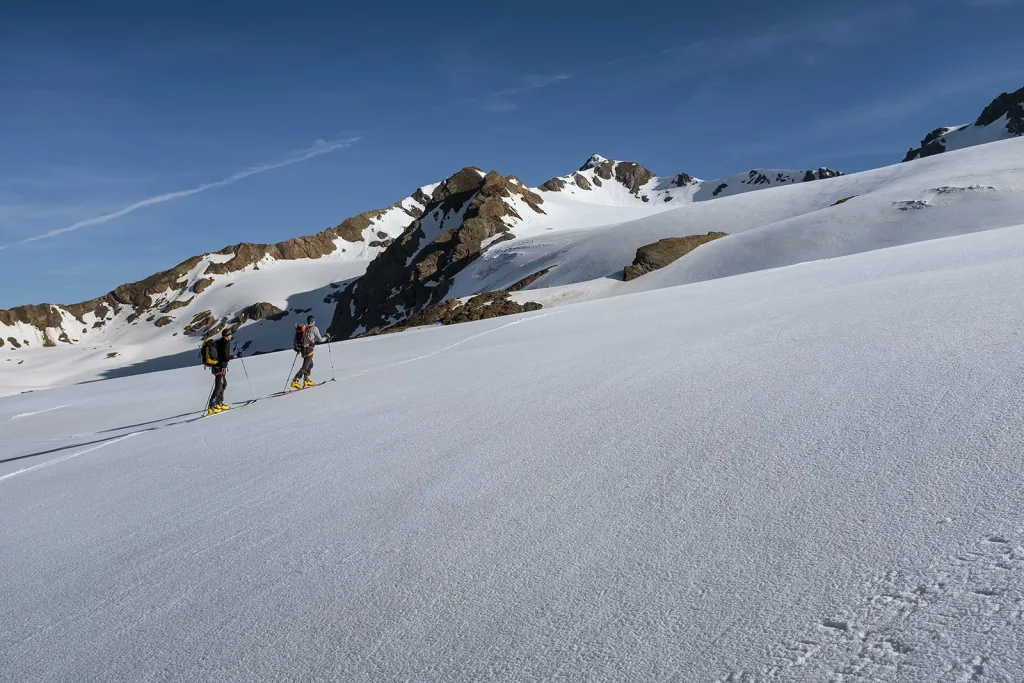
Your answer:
[291,315,329,389]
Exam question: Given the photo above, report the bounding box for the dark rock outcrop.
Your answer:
[155,316,173,328]
[539,177,567,192]
[572,173,593,190]
[0,305,64,333]
[183,310,214,336]
[365,291,542,336]
[803,168,845,182]
[904,86,1024,162]
[329,168,545,339]
[234,302,287,325]
[614,162,656,196]
[623,233,728,281]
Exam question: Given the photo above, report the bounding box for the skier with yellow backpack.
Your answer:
[199,329,242,414]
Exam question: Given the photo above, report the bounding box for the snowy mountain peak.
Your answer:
[904,85,1024,162]
[579,154,610,171]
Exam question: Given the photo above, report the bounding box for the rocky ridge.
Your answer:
[903,85,1024,161]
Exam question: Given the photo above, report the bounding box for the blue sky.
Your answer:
[1,0,1022,308]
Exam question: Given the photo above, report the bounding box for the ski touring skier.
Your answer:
[291,315,330,389]
[200,329,242,415]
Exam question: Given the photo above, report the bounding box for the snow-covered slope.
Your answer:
[449,137,1024,309]
[4,219,1024,680]
[903,85,1023,161]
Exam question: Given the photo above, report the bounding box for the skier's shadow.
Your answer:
[0,429,159,466]
[95,412,196,434]
[1,410,199,466]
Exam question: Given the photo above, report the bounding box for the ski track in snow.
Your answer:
[5,398,94,420]
[0,432,138,482]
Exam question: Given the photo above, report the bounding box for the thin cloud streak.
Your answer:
[1,137,360,250]
[466,73,572,111]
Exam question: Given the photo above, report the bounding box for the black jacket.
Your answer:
[214,338,233,369]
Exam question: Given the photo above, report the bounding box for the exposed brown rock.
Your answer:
[539,177,567,192]
[592,176,603,187]
[673,172,696,187]
[506,267,552,292]
[234,302,287,325]
[832,195,858,206]
[43,336,56,348]
[58,332,72,344]
[593,160,615,180]
[623,233,728,281]
[329,168,545,339]
[614,162,656,196]
[572,173,593,190]
[7,337,21,348]
[106,352,118,359]
[366,291,542,336]
[155,316,173,328]
[162,297,193,313]
[0,304,64,331]
[192,278,214,294]
[183,310,214,336]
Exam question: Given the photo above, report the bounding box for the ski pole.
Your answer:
[326,337,336,381]
[234,344,256,401]
[284,352,299,392]
[202,381,216,415]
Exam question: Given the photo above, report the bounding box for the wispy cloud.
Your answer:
[468,73,572,112]
[0,137,360,250]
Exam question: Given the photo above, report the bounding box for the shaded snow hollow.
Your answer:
[3,218,1024,680]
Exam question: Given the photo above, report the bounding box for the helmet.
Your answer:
[307,315,315,324]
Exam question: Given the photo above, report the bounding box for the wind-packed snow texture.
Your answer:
[3,215,1024,681]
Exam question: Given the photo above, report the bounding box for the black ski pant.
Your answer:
[294,349,314,380]
[210,366,228,407]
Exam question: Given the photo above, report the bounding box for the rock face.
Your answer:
[904,86,1024,162]
[235,302,287,324]
[623,233,728,281]
[364,291,543,337]
[328,168,546,339]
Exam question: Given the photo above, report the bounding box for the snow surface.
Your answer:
[3,218,1024,680]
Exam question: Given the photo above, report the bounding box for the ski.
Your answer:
[270,378,336,399]
[187,399,257,423]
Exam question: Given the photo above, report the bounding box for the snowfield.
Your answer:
[4,215,1024,680]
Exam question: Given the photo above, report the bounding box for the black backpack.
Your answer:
[293,324,307,352]
[200,337,220,366]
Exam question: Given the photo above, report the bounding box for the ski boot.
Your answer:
[217,404,230,411]
[303,378,315,388]
[207,405,222,415]
[290,378,303,390]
